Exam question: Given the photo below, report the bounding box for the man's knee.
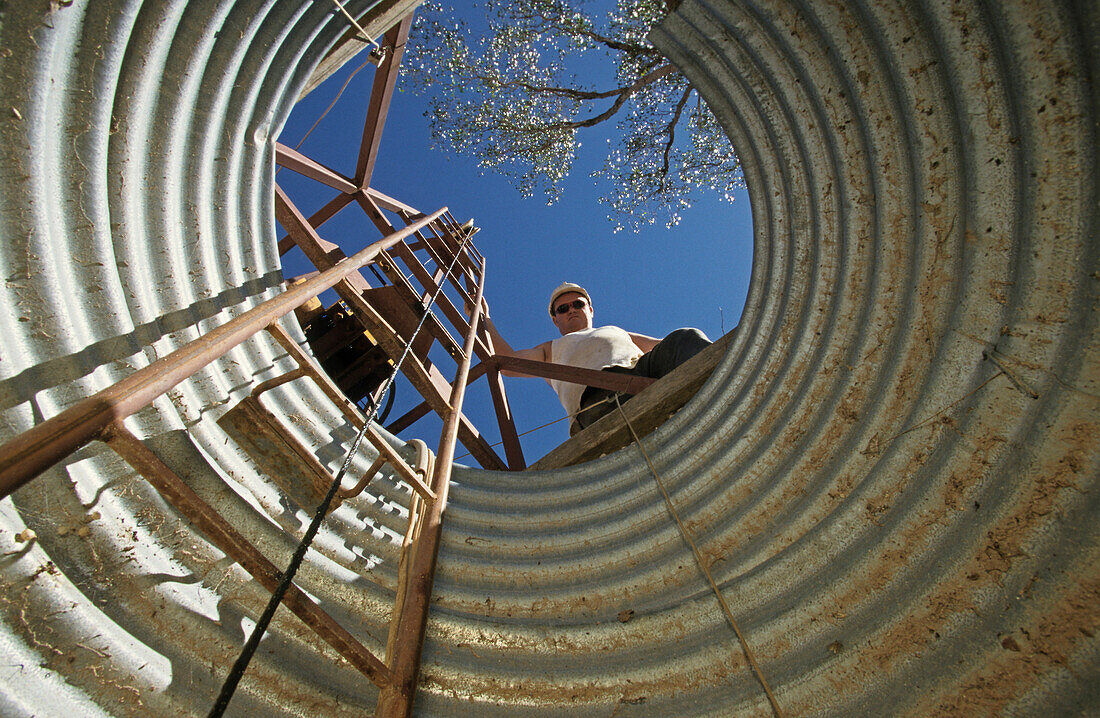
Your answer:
[660,328,711,364]
[635,328,711,379]
[665,327,710,351]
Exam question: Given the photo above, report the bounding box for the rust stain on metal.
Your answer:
[1,0,1097,715]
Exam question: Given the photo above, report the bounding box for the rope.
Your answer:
[275,52,377,178]
[875,369,1005,449]
[450,391,624,462]
[613,395,784,718]
[275,0,388,179]
[330,0,382,51]
[209,226,477,717]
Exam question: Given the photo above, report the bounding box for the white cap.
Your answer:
[549,282,591,316]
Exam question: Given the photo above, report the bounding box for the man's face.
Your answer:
[551,291,593,335]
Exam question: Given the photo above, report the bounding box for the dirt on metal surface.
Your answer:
[0,0,1097,716]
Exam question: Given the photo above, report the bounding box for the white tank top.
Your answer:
[549,326,643,419]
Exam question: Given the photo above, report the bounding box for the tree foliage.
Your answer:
[401,0,743,232]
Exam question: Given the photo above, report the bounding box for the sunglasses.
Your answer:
[554,299,588,316]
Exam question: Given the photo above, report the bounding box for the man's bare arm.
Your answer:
[481,313,550,377]
[628,332,661,353]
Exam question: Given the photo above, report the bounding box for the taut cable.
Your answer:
[208,224,477,716]
[614,395,784,718]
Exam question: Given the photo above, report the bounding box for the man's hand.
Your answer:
[474,306,550,374]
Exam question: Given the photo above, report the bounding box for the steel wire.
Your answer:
[209,224,477,716]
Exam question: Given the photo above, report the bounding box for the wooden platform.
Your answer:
[530,330,734,470]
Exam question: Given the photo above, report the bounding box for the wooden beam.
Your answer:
[355,16,412,188]
[366,187,421,215]
[277,192,355,256]
[298,0,423,101]
[531,331,735,470]
[475,323,524,469]
[492,356,657,394]
[385,400,431,434]
[385,362,491,434]
[275,142,358,194]
[274,183,371,294]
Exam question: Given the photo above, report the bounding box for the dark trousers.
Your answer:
[574,328,712,430]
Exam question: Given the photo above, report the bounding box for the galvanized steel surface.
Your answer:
[0,1,421,716]
[0,0,1097,717]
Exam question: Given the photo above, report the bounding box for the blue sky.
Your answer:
[275,6,753,465]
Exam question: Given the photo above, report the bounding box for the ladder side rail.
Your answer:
[0,209,446,500]
[356,195,466,361]
[434,213,482,281]
[400,214,477,308]
[361,195,481,350]
[375,245,465,361]
[375,255,488,717]
[398,214,495,360]
[384,441,432,661]
[394,237,492,360]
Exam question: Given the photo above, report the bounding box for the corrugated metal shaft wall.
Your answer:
[0,0,1097,715]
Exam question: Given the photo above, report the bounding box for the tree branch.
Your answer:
[573,28,654,54]
[502,79,631,101]
[549,64,679,130]
[472,57,666,102]
[509,3,657,54]
[661,85,694,180]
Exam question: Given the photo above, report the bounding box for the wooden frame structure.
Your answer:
[274,10,663,474]
[0,211,476,717]
[0,5,724,716]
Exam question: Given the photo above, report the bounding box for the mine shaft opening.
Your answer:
[272,4,753,472]
[2,1,1095,716]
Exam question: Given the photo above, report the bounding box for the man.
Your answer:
[483,282,712,433]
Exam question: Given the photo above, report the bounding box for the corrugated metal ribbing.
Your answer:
[424,0,1099,714]
[0,2,422,716]
[0,0,1096,716]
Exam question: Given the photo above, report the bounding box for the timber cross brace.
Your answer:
[2,0,1097,714]
[271,7,666,475]
[0,5,718,714]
